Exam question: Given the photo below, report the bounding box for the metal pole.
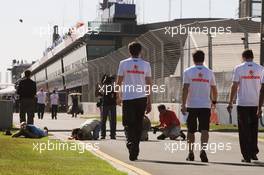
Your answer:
[209,0,212,18]
[243,32,249,49]
[208,33,213,69]
[188,34,191,67]
[260,0,264,65]
[180,0,183,19]
[169,0,172,21]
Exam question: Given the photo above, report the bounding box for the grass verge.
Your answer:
[0,133,126,175]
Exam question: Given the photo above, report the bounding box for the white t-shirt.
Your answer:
[183,65,216,108]
[233,61,264,106]
[37,91,46,104]
[50,93,59,105]
[80,119,101,133]
[117,57,152,100]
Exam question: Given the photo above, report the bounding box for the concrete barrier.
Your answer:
[0,100,13,130]
[81,102,264,128]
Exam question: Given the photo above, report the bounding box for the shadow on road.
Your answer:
[138,159,208,166]
[208,161,264,167]
[49,130,72,132]
[138,159,264,168]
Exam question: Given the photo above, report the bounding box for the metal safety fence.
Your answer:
[77,18,261,103]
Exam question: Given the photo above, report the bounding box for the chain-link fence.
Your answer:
[76,18,261,103]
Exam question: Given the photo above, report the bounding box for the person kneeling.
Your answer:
[155,105,186,140]
[69,119,101,140]
[12,122,48,138]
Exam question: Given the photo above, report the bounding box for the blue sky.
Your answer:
[0,0,238,73]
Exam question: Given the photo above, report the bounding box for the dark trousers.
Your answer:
[37,103,45,119]
[237,106,259,160]
[20,98,35,124]
[123,97,147,157]
[101,105,117,137]
[51,105,58,119]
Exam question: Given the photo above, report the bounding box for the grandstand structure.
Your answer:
[26,1,261,107]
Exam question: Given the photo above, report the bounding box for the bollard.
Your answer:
[0,100,13,130]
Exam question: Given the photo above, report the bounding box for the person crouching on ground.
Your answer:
[141,115,151,141]
[155,105,186,140]
[69,119,101,140]
[12,122,48,138]
[124,115,151,141]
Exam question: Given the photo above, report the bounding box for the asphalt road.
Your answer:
[13,113,264,175]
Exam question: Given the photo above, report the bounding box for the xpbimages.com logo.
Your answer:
[164,141,232,154]
[164,24,232,37]
[98,82,166,96]
[33,140,100,154]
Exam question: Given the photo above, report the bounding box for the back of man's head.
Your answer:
[71,128,81,138]
[128,42,142,58]
[242,49,254,60]
[24,70,31,78]
[158,104,166,112]
[193,50,205,64]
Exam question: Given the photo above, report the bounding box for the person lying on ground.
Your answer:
[12,122,48,138]
[69,119,101,140]
[153,105,186,140]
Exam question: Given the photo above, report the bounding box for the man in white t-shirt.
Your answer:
[36,88,47,119]
[228,49,263,163]
[181,50,218,162]
[116,42,152,161]
[50,90,59,120]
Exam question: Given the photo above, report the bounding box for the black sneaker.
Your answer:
[5,130,12,136]
[157,134,166,140]
[186,152,195,161]
[241,159,251,163]
[110,136,116,140]
[251,155,258,161]
[101,136,105,140]
[127,143,138,161]
[200,150,208,162]
[129,153,138,161]
[180,131,186,141]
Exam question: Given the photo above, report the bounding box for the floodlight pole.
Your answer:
[180,0,183,19]
[209,0,212,18]
[169,0,172,20]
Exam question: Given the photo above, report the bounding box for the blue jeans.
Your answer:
[101,105,116,137]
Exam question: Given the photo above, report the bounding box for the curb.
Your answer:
[89,144,151,175]
[51,132,151,175]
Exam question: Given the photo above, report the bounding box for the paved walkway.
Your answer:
[13,113,264,175]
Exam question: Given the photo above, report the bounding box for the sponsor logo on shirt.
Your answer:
[191,73,209,83]
[241,70,260,80]
[127,64,145,74]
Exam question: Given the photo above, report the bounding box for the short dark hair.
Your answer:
[158,104,166,111]
[128,42,142,57]
[24,70,31,78]
[193,50,205,63]
[242,49,254,60]
[71,128,80,137]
